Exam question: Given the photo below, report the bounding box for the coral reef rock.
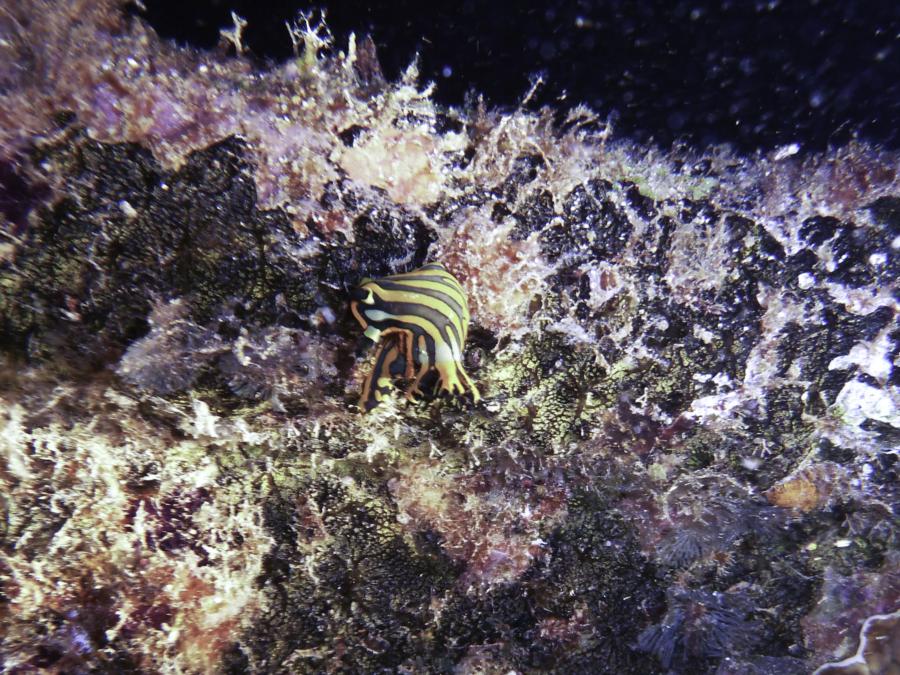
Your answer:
[1,1,898,673]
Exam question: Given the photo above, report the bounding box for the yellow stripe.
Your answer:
[374,278,468,316]
[375,273,467,299]
[368,311,459,363]
[382,268,465,293]
[366,284,465,347]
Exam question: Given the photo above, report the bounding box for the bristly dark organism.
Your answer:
[637,587,761,671]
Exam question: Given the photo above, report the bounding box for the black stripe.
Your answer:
[375,280,465,322]
[384,274,462,291]
[403,324,436,369]
[362,316,438,369]
[370,300,462,353]
[350,287,369,301]
[387,349,408,377]
[365,344,396,407]
[372,345,399,382]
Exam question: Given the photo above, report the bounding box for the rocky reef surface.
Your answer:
[1,1,898,673]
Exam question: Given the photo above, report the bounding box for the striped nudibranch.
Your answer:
[350,263,480,412]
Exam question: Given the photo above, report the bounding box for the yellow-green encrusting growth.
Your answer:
[350,263,480,411]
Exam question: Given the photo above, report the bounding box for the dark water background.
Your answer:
[131,0,900,153]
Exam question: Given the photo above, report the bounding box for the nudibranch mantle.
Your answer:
[350,263,480,412]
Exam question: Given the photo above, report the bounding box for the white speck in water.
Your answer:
[119,200,138,219]
[773,143,800,160]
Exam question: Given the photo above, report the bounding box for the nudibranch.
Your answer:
[350,263,480,412]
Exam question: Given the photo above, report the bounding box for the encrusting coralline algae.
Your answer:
[0,1,898,673]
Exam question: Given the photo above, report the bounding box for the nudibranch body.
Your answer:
[350,263,480,412]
